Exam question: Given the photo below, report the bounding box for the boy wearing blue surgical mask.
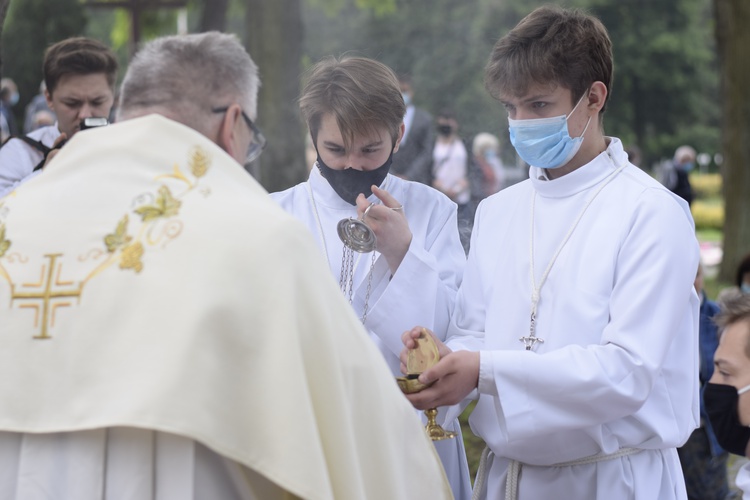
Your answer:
[400,6,700,500]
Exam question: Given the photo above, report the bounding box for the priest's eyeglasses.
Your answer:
[212,106,267,164]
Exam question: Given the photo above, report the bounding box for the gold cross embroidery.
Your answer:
[11,254,83,339]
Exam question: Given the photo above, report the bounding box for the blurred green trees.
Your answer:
[1,0,86,125]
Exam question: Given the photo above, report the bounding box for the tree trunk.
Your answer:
[0,0,12,79]
[714,0,750,283]
[198,0,228,32]
[244,0,306,192]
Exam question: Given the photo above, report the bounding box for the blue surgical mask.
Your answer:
[741,283,750,295]
[682,162,695,172]
[508,92,591,170]
[402,93,412,107]
[9,91,19,107]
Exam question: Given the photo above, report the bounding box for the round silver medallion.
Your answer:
[337,217,376,253]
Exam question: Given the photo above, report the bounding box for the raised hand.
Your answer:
[355,185,412,273]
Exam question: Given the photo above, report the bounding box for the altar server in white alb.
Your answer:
[271,56,471,499]
[401,6,700,499]
[0,32,453,500]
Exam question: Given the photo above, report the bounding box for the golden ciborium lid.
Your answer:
[396,329,439,394]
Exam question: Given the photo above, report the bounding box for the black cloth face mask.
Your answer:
[704,382,750,456]
[316,150,393,206]
[437,124,453,137]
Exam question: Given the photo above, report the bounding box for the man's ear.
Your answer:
[44,88,54,112]
[216,104,243,162]
[587,81,608,113]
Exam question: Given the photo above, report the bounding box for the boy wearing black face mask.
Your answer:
[269,55,471,500]
[705,294,750,495]
[677,264,731,500]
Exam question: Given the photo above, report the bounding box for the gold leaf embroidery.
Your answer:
[134,185,181,222]
[156,163,192,186]
[190,147,210,178]
[104,215,133,253]
[119,241,144,273]
[0,224,10,258]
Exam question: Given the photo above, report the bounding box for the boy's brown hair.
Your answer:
[43,37,118,96]
[485,5,613,112]
[299,56,405,150]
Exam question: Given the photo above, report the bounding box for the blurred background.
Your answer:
[0,0,746,285]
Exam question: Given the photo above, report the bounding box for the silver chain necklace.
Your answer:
[306,178,380,324]
[521,151,626,351]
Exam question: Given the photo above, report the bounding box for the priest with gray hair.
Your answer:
[0,31,452,500]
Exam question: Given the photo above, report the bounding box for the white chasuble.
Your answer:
[448,138,700,499]
[0,115,452,500]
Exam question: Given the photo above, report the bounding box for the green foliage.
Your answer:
[588,0,719,168]
[1,0,87,126]
[109,7,180,51]
[302,0,719,168]
[111,10,130,50]
[307,0,396,17]
[303,0,509,146]
[1,0,722,197]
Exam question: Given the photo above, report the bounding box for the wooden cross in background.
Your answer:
[84,0,188,56]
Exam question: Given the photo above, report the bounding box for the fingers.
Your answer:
[406,351,480,409]
[401,325,425,349]
[418,355,450,385]
[357,187,404,223]
[371,185,404,210]
[355,193,370,217]
[400,326,426,369]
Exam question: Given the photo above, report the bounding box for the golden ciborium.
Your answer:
[396,329,457,441]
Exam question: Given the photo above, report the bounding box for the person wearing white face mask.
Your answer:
[400,5,699,500]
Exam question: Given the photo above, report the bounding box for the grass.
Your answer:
[459,401,483,483]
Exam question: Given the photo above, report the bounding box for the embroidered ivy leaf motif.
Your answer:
[134,185,181,222]
[104,215,133,253]
[0,224,10,258]
[119,241,144,273]
[190,147,210,178]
